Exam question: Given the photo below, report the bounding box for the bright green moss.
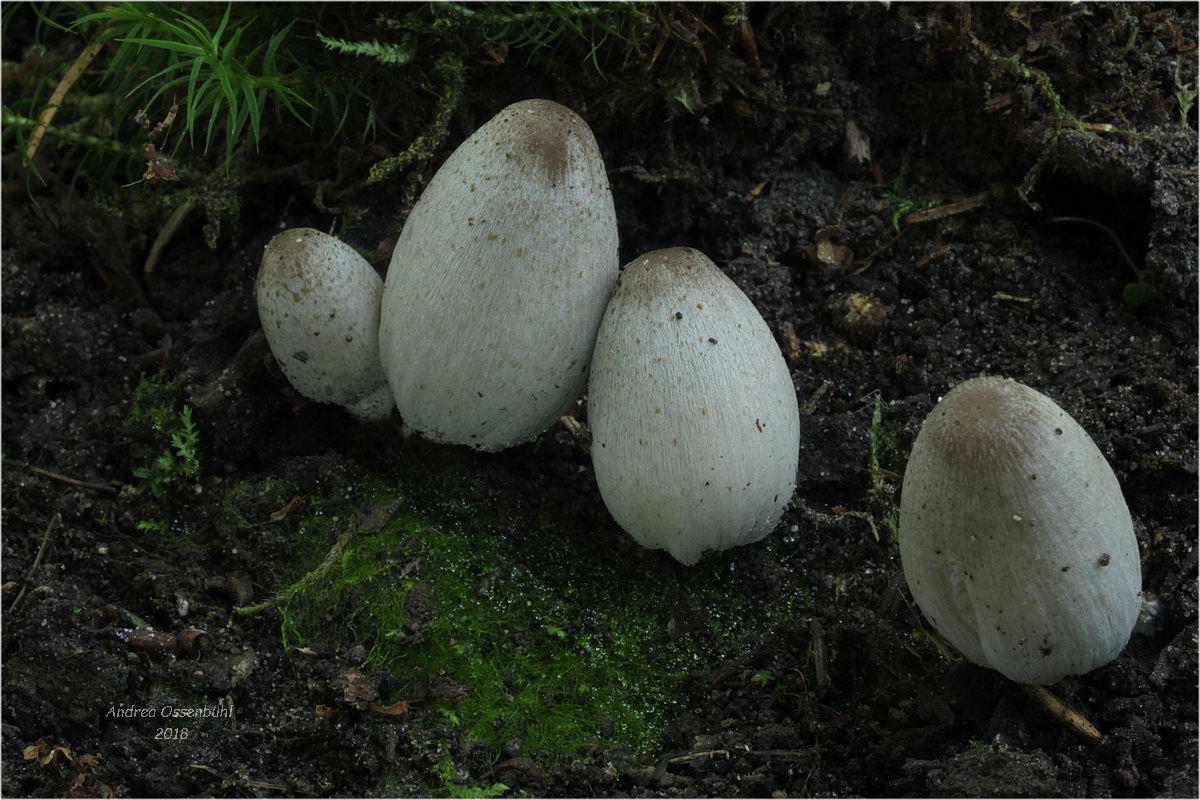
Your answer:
[253,442,813,766]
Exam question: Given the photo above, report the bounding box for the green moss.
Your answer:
[250,443,812,766]
[431,756,508,799]
[966,27,1153,204]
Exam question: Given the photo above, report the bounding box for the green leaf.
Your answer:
[209,3,233,54]
[264,22,290,67]
[241,83,262,148]
[1123,281,1157,308]
[118,36,205,57]
[184,59,207,143]
[201,81,225,153]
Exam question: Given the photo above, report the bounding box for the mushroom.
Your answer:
[256,228,392,421]
[898,376,1142,685]
[379,99,619,451]
[588,247,801,565]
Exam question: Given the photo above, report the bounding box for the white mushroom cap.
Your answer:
[379,99,619,451]
[898,376,1142,685]
[256,228,392,422]
[588,247,801,565]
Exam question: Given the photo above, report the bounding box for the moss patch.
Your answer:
[247,442,813,766]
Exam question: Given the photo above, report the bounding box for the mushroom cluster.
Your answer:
[254,97,1143,632]
[255,99,800,563]
[898,376,1142,685]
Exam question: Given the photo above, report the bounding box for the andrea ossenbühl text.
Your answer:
[105,703,232,719]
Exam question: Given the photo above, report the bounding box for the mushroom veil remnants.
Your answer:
[898,376,1142,685]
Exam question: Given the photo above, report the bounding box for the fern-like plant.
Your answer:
[73,2,312,162]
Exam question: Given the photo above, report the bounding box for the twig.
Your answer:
[28,465,120,494]
[667,748,734,765]
[667,747,818,765]
[1018,683,1102,744]
[9,514,61,613]
[110,534,171,563]
[903,192,989,224]
[145,202,199,273]
[189,764,290,793]
[24,30,112,165]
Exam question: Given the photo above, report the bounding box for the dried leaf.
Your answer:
[368,699,409,722]
[269,495,306,523]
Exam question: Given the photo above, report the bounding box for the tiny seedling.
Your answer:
[1048,216,1156,307]
[133,403,201,500]
[866,391,900,542]
[797,392,901,545]
[1174,60,1196,124]
[135,518,167,535]
[128,371,202,547]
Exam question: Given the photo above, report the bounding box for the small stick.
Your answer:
[188,765,288,793]
[904,192,990,224]
[144,202,199,273]
[24,30,111,164]
[667,748,732,765]
[28,465,119,493]
[1018,683,1102,744]
[9,513,61,613]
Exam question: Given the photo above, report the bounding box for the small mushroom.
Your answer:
[588,247,801,565]
[898,376,1142,685]
[379,99,619,451]
[256,228,393,422]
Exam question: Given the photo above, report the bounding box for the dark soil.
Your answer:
[3,3,1196,798]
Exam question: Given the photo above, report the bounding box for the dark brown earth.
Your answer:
[2,3,1197,798]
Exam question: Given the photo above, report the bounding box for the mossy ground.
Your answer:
[236,437,813,774]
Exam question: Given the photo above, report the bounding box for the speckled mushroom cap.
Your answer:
[588,247,801,565]
[898,376,1142,685]
[379,99,619,451]
[256,228,393,421]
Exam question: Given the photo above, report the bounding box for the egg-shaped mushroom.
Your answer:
[898,376,1142,685]
[256,228,392,421]
[379,99,619,451]
[588,247,801,565]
